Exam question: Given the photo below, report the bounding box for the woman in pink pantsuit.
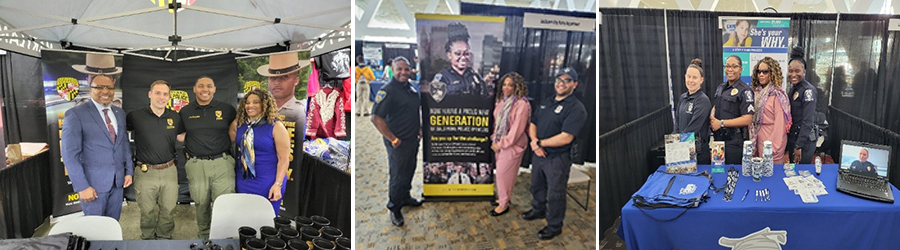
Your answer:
[490,72,530,216]
[749,57,791,164]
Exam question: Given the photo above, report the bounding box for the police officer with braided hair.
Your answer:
[787,47,818,164]
[429,22,488,101]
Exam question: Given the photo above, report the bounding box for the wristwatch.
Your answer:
[536,140,542,147]
[720,119,725,128]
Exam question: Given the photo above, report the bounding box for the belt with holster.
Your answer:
[137,159,174,172]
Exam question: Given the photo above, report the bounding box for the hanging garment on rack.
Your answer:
[307,59,320,96]
[305,87,346,139]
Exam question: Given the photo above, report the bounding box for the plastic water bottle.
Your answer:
[763,141,774,177]
[815,155,822,175]
[742,141,754,176]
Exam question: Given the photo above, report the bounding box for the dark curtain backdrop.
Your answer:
[598,8,670,135]
[462,3,596,163]
[596,106,672,237]
[789,13,838,115]
[0,151,51,239]
[0,52,47,144]
[667,10,724,104]
[829,14,887,128]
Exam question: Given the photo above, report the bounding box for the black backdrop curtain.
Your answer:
[598,8,669,135]
[0,52,47,144]
[667,10,724,115]
[462,3,596,163]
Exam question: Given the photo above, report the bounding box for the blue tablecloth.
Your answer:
[618,164,900,249]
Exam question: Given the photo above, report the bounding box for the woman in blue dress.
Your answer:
[229,89,292,215]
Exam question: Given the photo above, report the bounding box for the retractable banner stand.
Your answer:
[721,17,791,86]
[236,50,310,217]
[417,14,505,198]
[41,50,124,217]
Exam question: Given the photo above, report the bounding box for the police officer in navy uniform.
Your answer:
[710,55,754,165]
[430,22,488,99]
[521,67,587,240]
[786,47,818,164]
[676,59,712,164]
[371,57,424,227]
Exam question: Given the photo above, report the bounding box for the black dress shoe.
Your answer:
[405,198,424,207]
[538,227,561,240]
[390,210,404,226]
[520,210,545,221]
[489,207,509,216]
[490,200,500,206]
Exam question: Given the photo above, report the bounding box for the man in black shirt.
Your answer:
[126,80,180,240]
[371,57,423,227]
[177,76,237,239]
[521,67,587,240]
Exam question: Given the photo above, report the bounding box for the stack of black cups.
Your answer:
[240,215,346,250]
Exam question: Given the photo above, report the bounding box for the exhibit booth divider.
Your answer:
[596,105,672,235]
[598,7,900,237]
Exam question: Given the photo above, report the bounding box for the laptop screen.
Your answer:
[840,141,890,178]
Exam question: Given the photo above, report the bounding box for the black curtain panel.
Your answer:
[596,106,672,236]
[789,13,839,115]
[0,52,47,144]
[877,30,900,133]
[667,10,724,102]
[0,151,52,239]
[829,14,887,127]
[598,8,670,135]
[294,152,351,237]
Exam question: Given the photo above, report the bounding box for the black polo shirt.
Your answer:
[676,90,711,142]
[713,79,755,121]
[531,95,587,156]
[371,78,421,140]
[178,99,236,156]
[127,107,180,164]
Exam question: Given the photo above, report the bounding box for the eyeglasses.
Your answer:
[757,69,771,75]
[724,65,741,69]
[556,78,574,83]
[90,85,115,91]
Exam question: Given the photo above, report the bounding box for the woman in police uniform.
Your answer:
[710,55,755,165]
[429,22,488,99]
[787,47,818,164]
[675,59,712,164]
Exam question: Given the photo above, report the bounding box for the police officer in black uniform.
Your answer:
[711,55,754,165]
[127,80,181,240]
[521,67,587,240]
[177,76,237,239]
[676,59,712,164]
[787,47,818,164]
[371,57,424,227]
[429,22,488,100]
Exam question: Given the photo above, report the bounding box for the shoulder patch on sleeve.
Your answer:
[744,90,753,102]
[804,89,814,102]
[375,90,387,103]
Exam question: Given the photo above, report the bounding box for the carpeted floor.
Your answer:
[34,202,201,240]
[354,115,597,249]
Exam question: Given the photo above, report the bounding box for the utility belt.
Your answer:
[712,127,747,142]
[136,159,175,172]
[187,152,228,161]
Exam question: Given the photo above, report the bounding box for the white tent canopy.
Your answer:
[0,0,350,57]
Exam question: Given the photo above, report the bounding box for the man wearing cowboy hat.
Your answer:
[258,51,309,127]
[61,53,132,220]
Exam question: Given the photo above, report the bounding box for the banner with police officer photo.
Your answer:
[416,14,505,197]
[41,50,124,217]
[720,17,790,86]
[236,50,310,216]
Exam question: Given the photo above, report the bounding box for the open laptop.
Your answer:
[836,140,894,203]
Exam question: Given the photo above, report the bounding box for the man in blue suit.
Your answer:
[62,54,133,220]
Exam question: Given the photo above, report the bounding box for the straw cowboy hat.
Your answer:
[72,53,122,75]
[256,51,311,77]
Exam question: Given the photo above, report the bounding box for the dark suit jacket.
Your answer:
[61,101,133,193]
